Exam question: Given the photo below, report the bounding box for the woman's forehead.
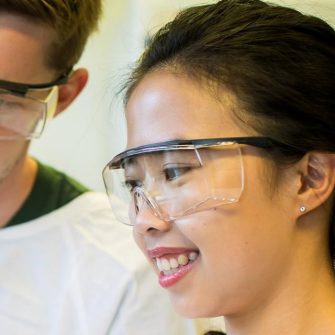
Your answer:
[125,70,244,149]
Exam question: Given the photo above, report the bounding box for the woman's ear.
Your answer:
[54,68,88,116]
[295,152,335,216]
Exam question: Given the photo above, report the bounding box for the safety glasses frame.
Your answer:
[104,136,282,171]
[103,136,293,225]
[0,68,72,96]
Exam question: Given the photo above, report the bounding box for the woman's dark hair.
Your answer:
[125,0,335,265]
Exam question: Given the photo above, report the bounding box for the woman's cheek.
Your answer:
[133,229,146,252]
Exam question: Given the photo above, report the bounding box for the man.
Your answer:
[0,1,195,334]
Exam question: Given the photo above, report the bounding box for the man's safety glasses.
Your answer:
[0,71,70,140]
[102,137,280,225]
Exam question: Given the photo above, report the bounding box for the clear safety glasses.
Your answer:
[103,137,277,225]
[0,71,70,140]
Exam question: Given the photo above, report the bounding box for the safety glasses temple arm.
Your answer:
[0,68,72,96]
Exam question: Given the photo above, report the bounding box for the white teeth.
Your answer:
[155,252,199,273]
[169,258,179,269]
[156,258,161,269]
[189,251,198,261]
[161,258,171,271]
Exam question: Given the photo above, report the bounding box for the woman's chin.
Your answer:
[169,294,223,319]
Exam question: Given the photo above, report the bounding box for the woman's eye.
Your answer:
[124,179,142,193]
[164,166,192,181]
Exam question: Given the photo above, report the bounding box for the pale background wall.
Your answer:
[30,0,335,192]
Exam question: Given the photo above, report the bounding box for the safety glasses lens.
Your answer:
[0,86,58,140]
[103,144,244,225]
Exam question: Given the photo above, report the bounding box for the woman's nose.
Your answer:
[132,193,172,235]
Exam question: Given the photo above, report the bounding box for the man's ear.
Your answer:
[54,68,88,116]
[296,152,335,216]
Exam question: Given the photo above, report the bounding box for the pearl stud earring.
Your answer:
[299,206,306,213]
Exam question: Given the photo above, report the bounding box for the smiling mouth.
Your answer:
[155,251,199,276]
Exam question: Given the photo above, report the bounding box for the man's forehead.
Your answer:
[0,12,56,83]
[0,11,54,40]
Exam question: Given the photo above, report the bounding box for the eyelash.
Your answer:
[163,166,193,181]
[123,179,142,193]
[124,164,197,192]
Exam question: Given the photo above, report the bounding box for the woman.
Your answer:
[103,1,335,334]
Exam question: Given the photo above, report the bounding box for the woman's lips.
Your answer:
[148,247,199,288]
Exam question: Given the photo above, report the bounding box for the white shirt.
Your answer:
[0,192,196,335]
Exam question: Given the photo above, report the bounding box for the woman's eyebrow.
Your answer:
[122,157,136,169]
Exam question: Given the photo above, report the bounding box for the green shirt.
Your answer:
[7,160,89,227]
